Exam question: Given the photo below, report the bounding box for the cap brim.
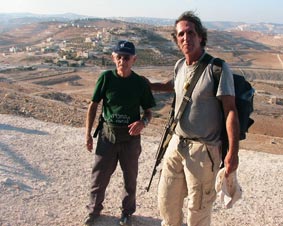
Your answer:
[114,51,134,55]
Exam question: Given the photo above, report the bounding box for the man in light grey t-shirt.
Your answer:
[146,11,240,226]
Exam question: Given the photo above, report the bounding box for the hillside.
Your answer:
[0,17,283,68]
[0,17,283,155]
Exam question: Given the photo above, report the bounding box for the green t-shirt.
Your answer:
[92,70,156,125]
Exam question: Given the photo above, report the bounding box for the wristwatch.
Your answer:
[142,117,149,127]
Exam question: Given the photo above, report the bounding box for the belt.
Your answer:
[175,134,200,148]
[177,134,199,142]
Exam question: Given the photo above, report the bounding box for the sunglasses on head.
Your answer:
[115,55,131,61]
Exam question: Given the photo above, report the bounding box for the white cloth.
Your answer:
[215,168,242,208]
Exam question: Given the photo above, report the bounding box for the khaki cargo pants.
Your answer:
[158,134,221,226]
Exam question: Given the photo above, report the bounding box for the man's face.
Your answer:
[112,53,136,76]
[175,20,203,56]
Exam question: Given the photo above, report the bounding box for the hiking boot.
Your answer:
[84,214,99,226]
[119,213,131,226]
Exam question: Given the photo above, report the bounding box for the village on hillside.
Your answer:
[0,17,283,140]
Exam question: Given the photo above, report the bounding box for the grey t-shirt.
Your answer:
[174,53,235,145]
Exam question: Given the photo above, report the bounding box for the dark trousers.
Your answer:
[87,133,141,216]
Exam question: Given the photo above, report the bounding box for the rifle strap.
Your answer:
[173,53,212,128]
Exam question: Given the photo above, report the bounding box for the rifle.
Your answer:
[146,54,213,192]
[146,96,176,192]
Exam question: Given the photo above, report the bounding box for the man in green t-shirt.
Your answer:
[84,40,156,226]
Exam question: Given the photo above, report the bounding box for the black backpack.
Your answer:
[212,58,255,167]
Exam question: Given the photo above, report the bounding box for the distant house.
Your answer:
[41,47,55,53]
[9,46,17,53]
[96,32,102,40]
[46,37,53,43]
[85,37,93,43]
[26,46,33,52]
[76,50,89,59]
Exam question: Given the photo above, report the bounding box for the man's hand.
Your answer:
[86,134,93,152]
[224,151,239,176]
[128,120,145,136]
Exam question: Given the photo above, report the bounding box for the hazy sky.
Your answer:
[1,0,282,24]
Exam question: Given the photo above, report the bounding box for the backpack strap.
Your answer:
[212,58,225,95]
[173,53,214,127]
[193,54,223,95]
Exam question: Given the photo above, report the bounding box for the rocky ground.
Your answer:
[1,114,283,226]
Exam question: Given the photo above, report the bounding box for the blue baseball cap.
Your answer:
[113,40,135,55]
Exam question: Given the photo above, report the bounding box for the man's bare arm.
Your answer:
[142,76,174,92]
[85,101,99,152]
[221,95,240,175]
